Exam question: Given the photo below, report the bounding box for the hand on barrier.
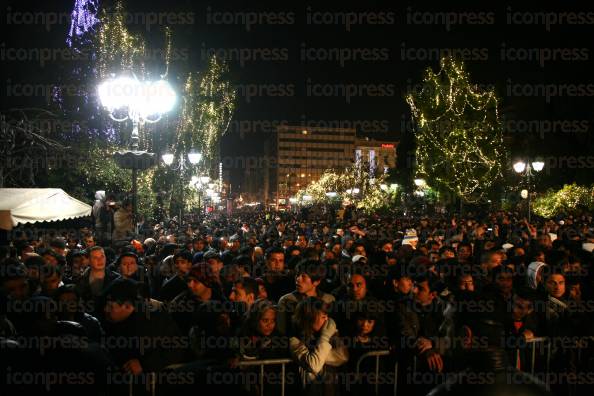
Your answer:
[426,352,443,373]
[123,358,143,375]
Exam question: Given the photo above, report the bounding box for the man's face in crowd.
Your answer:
[230,240,240,251]
[413,280,435,306]
[429,252,440,264]
[458,275,475,292]
[229,282,254,306]
[207,258,224,276]
[354,245,366,257]
[441,249,455,259]
[175,257,192,275]
[267,252,285,272]
[119,256,138,278]
[296,273,318,295]
[546,274,566,299]
[257,308,276,336]
[104,300,135,323]
[495,272,513,296]
[84,237,95,248]
[393,276,413,295]
[348,274,367,301]
[89,249,106,271]
[512,295,533,321]
[457,245,472,261]
[193,240,205,252]
[381,242,393,253]
[72,255,88,275]
[2,277,29,300]
[42,272,62,294]
[187,278,210,300]
[283,238,294,248]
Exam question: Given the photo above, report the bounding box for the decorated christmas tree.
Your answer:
[406,57,505,203]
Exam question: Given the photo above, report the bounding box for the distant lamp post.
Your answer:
[162,149,202,220]
[98,75,176,230]
[513,158,544,222]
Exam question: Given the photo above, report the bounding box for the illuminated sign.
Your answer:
[381,144,394,148]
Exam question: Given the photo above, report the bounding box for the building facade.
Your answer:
[274,126,356,203]
[355,138,398,175]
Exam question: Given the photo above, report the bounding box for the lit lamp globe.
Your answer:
[187,151,202,165]
[531,160,545,172]
[513,161,526,174]
[161,153,174,166]
[520,189,529,199]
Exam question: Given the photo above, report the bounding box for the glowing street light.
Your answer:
[513,158,545,222]
[97,74,176,231]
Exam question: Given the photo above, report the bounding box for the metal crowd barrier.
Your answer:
[515,336,551,385]
[236,358,294,396]
[354,349,398,396]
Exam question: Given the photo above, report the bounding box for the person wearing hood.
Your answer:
[526,261,547,291]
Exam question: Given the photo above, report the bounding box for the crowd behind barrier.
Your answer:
[1,204,594,396]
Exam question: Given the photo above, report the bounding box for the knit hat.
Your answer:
[104,278,140,304]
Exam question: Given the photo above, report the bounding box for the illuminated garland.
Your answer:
[175,55,236,166]
[406,57,505,203]
[533,184,594,217]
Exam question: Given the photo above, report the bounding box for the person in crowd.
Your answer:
[260,247,293,302]
[159,250,193,302]
[76,246,120,305]
[277,259,335,335]
[112,199,134,241]
[289,297,348,396]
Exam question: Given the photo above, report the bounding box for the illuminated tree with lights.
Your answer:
[295,164,399,214]
[175,56,236,164]
[406,57,504,203]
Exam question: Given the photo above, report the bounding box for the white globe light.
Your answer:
[531,161,544,172]
[513,161,526,174]
[414,178,426,187]
[520,189,529,199]
[302,195,312,201]
[98,76,139,112]
[289,197,298,204]
[326,192,337,198]
[140,80,176,117]
[162,153,174,165]
[188,151,202,165]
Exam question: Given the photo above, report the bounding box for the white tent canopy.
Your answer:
[0,188,92,230]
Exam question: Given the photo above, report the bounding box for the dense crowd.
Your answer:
[2,201,594,396]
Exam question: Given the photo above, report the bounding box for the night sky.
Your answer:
[2,0,594,189]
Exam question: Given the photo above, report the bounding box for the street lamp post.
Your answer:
[189,175,210,214]
[513,159,544,222]
[162,150,202,223]
[98,75,176,233]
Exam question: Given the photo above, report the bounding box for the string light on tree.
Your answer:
[406,57,505,203]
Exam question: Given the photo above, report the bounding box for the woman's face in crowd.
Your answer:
[312,311,328,333]
[257,308,276,336]
[356,319,375,336]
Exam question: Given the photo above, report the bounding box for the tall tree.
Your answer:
[406,57,505,203]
